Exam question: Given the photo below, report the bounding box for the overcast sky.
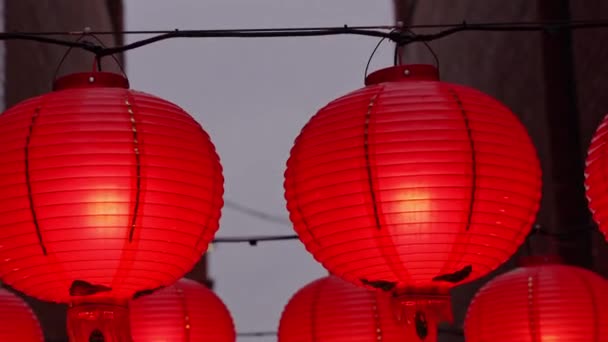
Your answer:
[125,1,393,340]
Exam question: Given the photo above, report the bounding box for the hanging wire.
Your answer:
[11,19,608,36]
[398,28,441,70]
[211,222,597,246]
[213,234,298,246]
[236,326,465,338]
[224,199,291,225]
[52,31,127,79]
[237,331,277,338]
[364,29,397,81]
[1,19,608,57]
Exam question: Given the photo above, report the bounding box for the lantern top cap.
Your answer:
[53,72,130,91]
[364,64,439,86]
[517,255,563,267]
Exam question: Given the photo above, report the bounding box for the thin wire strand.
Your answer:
[211,224,597,245]
[96,28,396,56]
[2,20,608,57]
[364,34,390,81]
[224,199,291,225]
[236,326,465,337]
[399,28,441,72]
[10,19,608,36]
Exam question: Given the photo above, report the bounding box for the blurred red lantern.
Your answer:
[0,72,223,341]
[586,114,608,237]
[465,256,608,341]
[0,287,44,341]
[284,64,541,340]
[279,276,413,342]
[130,278,235,342]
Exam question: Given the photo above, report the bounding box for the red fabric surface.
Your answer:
[130,278,235,342]
[0,72,223,303]
[0,288,44,341]
[284,65,542,294]
[465,263,608,341]
[278,276,416,342]
[586,113,608,239]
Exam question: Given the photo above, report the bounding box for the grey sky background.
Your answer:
[124,1,393,340]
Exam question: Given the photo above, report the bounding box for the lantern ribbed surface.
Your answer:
[465,261,608,341]
[0,288,44,341]
[284,64,542,293]
[278,276,415,342]
[586,113,608,237]
[0,72,223,303]
[130,278,235,342]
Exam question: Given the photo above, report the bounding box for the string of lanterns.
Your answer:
[0,20,608,341]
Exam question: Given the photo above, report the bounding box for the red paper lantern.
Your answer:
[465,256,608,341]
[0,287,44,341]
[0,72,223,341]
[284,64,541,340]
[585,114,608,236]
[130,278,235,342]
[279,276,413,342]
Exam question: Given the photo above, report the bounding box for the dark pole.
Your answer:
[538,0,593,268]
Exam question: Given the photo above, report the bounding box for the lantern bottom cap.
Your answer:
[67,301,132,342]
[392,292,453,324]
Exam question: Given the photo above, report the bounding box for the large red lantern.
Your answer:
[0,287,44,341]
[465,256,608,341]
[284,64,542,340]
[0,72,223,341]
[585,113,608,237]
[279,276,412,341]
[130,278,235,342]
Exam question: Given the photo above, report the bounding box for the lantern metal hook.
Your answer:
[52,28,127,84]
[363,28,398,82]
[395,28,441,76]
[364,26,441,82]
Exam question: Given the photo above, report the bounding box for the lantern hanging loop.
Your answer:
[363,28,399,82]
[365,28,441,82]
[394,28,441,73]
[52,30,126,82]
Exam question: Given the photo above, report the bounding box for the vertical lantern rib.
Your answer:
[574,268,600,342]
[125,96,142,243]
[367,87,412,284]
[372,293,382,342]
[431,87,479,283]
[24,107,47,256]
[448,88,477,231]
[174,282,191,342]
[363,93,382,231]
[527,271,539,342]
[310,277,328,342]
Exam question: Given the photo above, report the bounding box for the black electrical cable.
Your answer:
[236,325,465,337]
[1,19,608,57]
[11,19,608,36]
[213,234,298,246]
[95,28,399,56]
[210,223,597,245]
[224,199,291,225]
